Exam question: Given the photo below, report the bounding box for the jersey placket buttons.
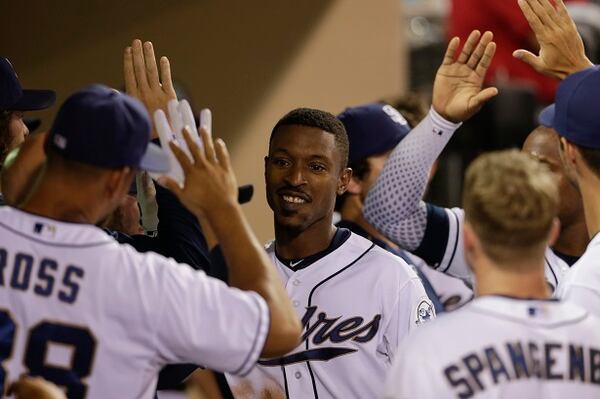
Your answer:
[294,371,302,379]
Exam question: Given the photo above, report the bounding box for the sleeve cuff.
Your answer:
[429,107,463,133]
[231,291,271,376]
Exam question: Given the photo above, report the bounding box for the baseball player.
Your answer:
[541,68,600,316]
[385,149,600,399]
[336,103,473,312]
[225,107,434,399]
[364,29,582,292]
[509,0,600,318]
[0,84,301,398]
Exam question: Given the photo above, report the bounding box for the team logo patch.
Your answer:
[416,299,435,324]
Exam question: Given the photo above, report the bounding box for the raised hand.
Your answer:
[513,0,593,80]
[159,127,239,221]
[123,39,177,139]
[433,30,498,123]
[154,99,204,185]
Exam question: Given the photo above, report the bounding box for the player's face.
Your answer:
[522,127,582,227]
[6,111,29,151]
[1,131,46,206]
[352,151,391,203]
[265,125,349,232]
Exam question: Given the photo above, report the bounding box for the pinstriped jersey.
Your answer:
[0,206,269,398]
[227,231,433,399]
[385,296,600,398]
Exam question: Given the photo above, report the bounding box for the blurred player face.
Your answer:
[522,127,582,227]
[104,194,144,235]
[1,132,46,205]
[265,125,350,232]
[7,111,29,151]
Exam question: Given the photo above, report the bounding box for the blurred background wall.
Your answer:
[1,0,405,242]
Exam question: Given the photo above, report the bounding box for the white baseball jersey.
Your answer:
[363,109,572,296]
[227,230,434,399]
[423,207,570,293]
[384,296,600,399]
[557,232,600,317]
[0,207,269,399]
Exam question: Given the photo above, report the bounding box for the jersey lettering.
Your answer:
[0,248,84,304]
[444,341,600,397]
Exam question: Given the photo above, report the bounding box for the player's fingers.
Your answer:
[131,39,150,91]
[471,87,499,109]
[200,127,217,164]
[536,0,561,28]
[160,56,176,97]
[475,41,496,77]
[169,140,194,173]
[512,49,543,71]
[555,0,571,22]
[457,30,481,64]
[143,41,161,89]
[214,138,232,171]
[123,47,138,96]
[442,37,460,65]
[467,31,493,70]
[182,127,204,165]
[519,0,546,34]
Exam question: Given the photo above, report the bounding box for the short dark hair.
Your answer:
[0,110,13,167]
[270,108,349,168]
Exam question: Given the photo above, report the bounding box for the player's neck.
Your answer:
[274,217,337,260]
[473,259,551,300]
[20,178,101,224]
[552,214,588,257]
[578,174,600,239]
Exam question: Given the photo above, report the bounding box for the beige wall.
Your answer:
[3,0,405,241]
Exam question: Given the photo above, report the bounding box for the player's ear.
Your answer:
[546,217,561,247]
[105,167,134,198]
[337,167,352,195]
[463,221,478,260]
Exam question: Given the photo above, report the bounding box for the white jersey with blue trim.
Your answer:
[0,206,269,398]
[384,296,600,399]
[363,109,570,295]
[420,206,569,293]
[227,231,434,399]
[557,233,600,317]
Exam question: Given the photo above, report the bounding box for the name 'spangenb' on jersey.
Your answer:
[384,296,600,399]
[0,207,270,399]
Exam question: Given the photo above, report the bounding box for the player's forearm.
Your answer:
[364,108,460,245]
[205,202,301,356]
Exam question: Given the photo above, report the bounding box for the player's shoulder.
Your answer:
[562,235,600,289]
[348,232,419,281]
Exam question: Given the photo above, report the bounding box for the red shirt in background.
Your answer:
[449,0,588,103]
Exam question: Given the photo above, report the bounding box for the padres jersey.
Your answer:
[557,232,600,317]
[384,296,600,399]
[227,230,433,399]
[417,206,570,293]
[0,207,269,398]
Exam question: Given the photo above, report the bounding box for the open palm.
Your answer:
[433,31,498,123]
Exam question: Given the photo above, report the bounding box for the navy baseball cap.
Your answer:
[338,103,411,164]
[48,84,169,172]
[0,57,56,111]
[539,66,600,149]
